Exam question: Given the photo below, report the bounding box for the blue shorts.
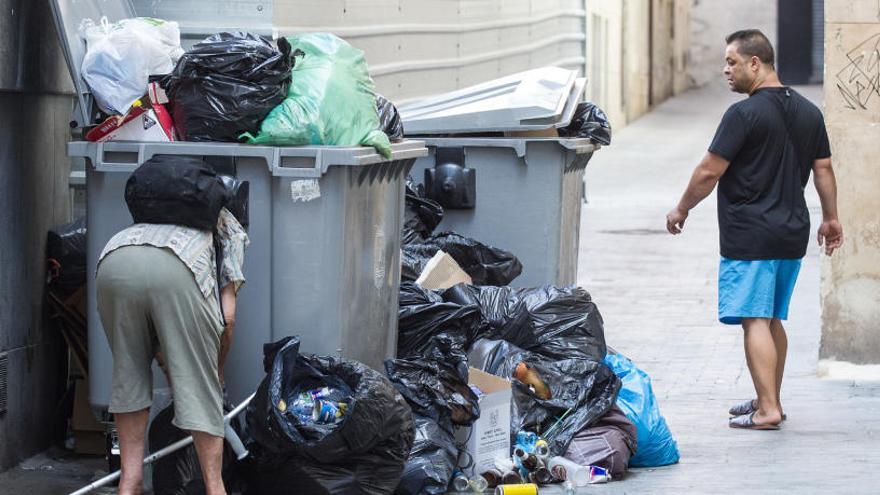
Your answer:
[718,257,802,325]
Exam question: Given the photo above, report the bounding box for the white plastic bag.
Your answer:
[80,17,183,115]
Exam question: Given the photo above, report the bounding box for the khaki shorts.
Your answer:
[96,245,225,436]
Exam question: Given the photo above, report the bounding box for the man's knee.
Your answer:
[741,317,771,332]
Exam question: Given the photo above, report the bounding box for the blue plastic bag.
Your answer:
[603,353,679,467]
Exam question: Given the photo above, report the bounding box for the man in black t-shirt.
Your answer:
[665,30,843,430]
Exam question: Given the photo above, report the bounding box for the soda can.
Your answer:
[312,400,343,424]
[494,483,538,495]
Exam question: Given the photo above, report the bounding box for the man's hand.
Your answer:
[666,207,689,235]
[817,219,843,256]
[218,284,237,385]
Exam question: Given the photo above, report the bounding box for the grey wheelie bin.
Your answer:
[51,0,429,411]
[400,69,599,286]
[71,141,426,408]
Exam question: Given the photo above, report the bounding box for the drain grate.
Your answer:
[0,353,7,414]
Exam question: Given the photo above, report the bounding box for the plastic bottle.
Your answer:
[452,473,470,491]
[563,480,576,495]
[547,456,589,486]
[469,476,489,492]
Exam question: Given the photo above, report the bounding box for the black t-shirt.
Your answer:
[708,87,831,260]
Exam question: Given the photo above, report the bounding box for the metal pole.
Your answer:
[69,393,255,495]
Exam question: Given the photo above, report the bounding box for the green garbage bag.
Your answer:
[242,33,392,158]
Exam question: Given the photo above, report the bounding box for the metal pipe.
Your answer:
[69,393,255,495]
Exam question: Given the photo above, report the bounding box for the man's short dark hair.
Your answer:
[725,29,775,68]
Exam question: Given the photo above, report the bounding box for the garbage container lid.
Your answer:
[398,67,585,135]
[50,0,136,128]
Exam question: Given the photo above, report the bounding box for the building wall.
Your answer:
[0,0,75,471]
[586,0,689,129]
[688,0,777,89]
[820,0,880,364]
[133,0,589,103]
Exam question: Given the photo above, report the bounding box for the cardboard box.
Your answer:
[72,379,106,455]
[85,105,175,142]
[415,250,472,290]
[455,368,512,478]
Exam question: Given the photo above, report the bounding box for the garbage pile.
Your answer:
[76,21,403,151]
[389,178,679,492]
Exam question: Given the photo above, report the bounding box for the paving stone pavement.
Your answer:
[564,83,880,494]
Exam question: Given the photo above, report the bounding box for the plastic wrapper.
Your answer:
[402,232,522,286]
[603,352,679,467]
[166,32,292,142]
[442,284,606,362]
[47,218,87,295]
[559,101,612,145]
[564,405,638,477]
[149,402,244,495]
[242,33,391,158]
[385,336,479,494]
[469,338,620,455]
[246,337,414,494]
[377,94,405,141]
[402,178,443,245]
[80,17,183,115]
[397,283,482,358]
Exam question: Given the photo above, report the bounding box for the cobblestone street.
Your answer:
[573,83,880,494]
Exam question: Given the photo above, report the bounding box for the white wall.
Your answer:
[688,0,777,88]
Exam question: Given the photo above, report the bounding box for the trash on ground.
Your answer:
[397,282,482,358]
[47,218,87,296]
[402,232,523,286]
[245,337,414,494]
[415,250,472,290]
[241,33,391,158]
[80,17,183,115]
[402,178,444,244]
[453,368,512,478]
[559,101,612,145]
[385,336,479,494]
[564,404,637,477]
[165,32,292,142]
[603,352,680,467]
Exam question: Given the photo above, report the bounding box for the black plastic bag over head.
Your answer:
[166,33,292,142]
[125,155,227,231]
[246,337,415,494]
[559,101,612,145]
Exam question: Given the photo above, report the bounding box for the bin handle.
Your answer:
[92,142,279,172]
[272,148,325,178]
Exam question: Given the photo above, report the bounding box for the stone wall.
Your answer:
[820,1,880,363]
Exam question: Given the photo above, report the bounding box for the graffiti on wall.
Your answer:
[835,31,880,110]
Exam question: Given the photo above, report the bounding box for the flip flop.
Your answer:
[728,399,787,421]
[728,412,781,430]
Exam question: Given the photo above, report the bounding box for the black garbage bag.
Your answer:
[402,178,444,245]
[376,94,405,141]
[386,336,479,495]
[402,232,522,286]
[442,284,606,362]
[468,338,621,455]
[166,32,293,142]
[46,218,87,295]
[397,283,482,359]
[559,101,612,145]
[246,337,415,494]
[149,402,244,495]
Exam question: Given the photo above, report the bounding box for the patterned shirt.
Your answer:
[98,208,249,299]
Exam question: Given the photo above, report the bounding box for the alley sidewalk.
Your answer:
[574,83,880,493]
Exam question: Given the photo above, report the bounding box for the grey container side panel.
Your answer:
[557,150,593,286]
[410,141,569,286]
[271,160,409,372]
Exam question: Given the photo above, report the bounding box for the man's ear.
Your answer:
[750,56,762,72]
